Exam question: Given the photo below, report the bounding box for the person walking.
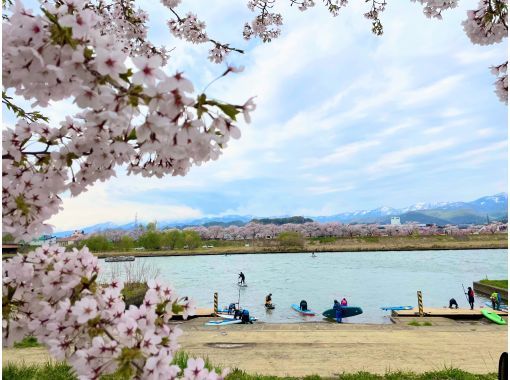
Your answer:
[466,287,475,310]
[333,300,342,323]
[340,298,348,306]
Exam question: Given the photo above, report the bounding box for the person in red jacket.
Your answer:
[466,287,475,310]
[340,298,348,306]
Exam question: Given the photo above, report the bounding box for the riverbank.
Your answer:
[88,234,508,258]
[4,320,506,376]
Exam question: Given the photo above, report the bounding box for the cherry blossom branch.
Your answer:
[165,5,244,63]
[2,92,49,123]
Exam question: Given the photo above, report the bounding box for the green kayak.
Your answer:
[481,308,506,325]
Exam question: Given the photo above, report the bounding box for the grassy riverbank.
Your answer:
[90,234,507,258]
[1,361,498,380]
[480,279,508,289]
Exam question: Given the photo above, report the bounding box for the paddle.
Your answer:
[462,284,470,304]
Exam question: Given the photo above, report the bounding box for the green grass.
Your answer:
[480,279,508,289]
[2,362,75,380]
[226,368,496,380]
[13,336,41,348]
[172,351,220,372]
[2,362,497,380]
[407,320,432,327]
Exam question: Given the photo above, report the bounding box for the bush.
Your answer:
[121,282,148,308]
[77,235,113,252]
[13,336,40,348]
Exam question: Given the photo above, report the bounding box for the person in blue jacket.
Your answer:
[333,299,342,323]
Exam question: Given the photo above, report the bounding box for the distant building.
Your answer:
[390,217,401,226]
[29,235,57,246]
[56,230,86,247]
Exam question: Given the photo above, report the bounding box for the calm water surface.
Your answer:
[100,249,507,324]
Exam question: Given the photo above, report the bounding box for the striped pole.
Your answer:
[214,292,218,315]
[417,291,424,317]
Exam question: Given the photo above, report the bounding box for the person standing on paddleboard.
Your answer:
[238,272,246,285]
[466,287,475,310]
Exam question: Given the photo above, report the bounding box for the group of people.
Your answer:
[225,303,253,323]
[449,286,475,310]
[448,287,504,311]
[333,298,348,323]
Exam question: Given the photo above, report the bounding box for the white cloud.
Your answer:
[49,184,203,230]
[400,74,464,107]
[302,140,381,169]
[368,139,458,175]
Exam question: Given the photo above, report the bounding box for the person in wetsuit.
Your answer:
[299,300,308,311]
[449,298,459,309]
[238,272,246,285]
[333,299,342,323]
[265,293,273,308]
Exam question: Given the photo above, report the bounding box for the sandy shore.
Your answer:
[4,319,507,376]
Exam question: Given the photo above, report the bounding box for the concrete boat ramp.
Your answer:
[393,307,507,319]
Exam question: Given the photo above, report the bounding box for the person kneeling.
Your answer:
[241,309,253,324]
[449,298,458,309]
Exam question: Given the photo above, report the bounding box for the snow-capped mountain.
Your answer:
[54,193,507,235]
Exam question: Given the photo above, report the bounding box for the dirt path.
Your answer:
[3,322,507,377]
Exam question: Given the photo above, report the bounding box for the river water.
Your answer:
[99,249,508,324]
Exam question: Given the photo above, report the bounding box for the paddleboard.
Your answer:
[484,301,508,311]
[237,283,248,287]
[481,308,506,325]
[205,319,243,326]
[323,306,363,319]
[218,313,258,321]
[380,306,413,311]
[265,304,276,310]
[291,303,316,316]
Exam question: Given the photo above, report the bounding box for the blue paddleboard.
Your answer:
[380,306,413,311]
[205,317,256,326]
[484,301,508,311]
[291,303,316,316]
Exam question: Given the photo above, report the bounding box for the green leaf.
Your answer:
[217,104,239,121]
[119,68,133,83]
[65,152,78,167]
[127,129,137,140]
[172,303,184,314]
[83,47,94,60]
[128,95,139,107]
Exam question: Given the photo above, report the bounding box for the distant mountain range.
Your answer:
[54,193,508,237]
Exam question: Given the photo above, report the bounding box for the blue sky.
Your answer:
[4,0,508,230]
